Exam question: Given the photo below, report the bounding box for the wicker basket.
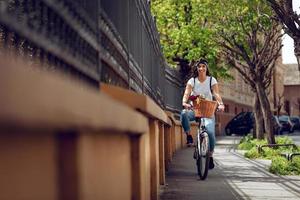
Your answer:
[193,98,218,118]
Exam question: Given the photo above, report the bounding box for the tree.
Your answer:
[252,94,264,139]
[151,0,230,79]
[275,93,284,116]
[215,1,282,143]
[152,0,281,143]
[266,0,300,71]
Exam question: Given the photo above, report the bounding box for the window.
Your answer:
[225,104,229,113]
[235,107,238,115]
[284,100,290,115]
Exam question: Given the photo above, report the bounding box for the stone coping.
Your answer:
[0,57,148,134]
[101,83,170,125]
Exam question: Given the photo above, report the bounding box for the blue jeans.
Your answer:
[180,109,216,152]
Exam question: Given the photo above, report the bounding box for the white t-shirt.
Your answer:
[187,76,217,101]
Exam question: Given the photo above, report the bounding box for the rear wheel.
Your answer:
[196,132,209,180]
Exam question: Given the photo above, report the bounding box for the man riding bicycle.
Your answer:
[180,58,225,170]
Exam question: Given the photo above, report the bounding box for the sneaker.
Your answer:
[186,135,193,146]
[187,142,194,147]
[209,157,215,169]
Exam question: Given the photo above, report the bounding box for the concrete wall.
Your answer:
[0,57,186,200]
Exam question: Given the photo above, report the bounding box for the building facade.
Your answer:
[283,64,300,116]
[216,68,254,135]
[215,59,286,135]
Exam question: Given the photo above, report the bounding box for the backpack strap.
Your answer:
[210,76,215,100]
[194,77,195,88]
[210,76,212,94]
[191,77,195,93]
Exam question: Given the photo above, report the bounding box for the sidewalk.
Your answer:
[288,130,300,146]
[160,136,300,200]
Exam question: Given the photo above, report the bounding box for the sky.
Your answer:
[281,0,300,64]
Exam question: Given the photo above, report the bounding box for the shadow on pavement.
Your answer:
[161,136,300,200]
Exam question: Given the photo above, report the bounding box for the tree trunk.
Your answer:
[255,81,276,144]
[294,39,300,72]
[253,94,264,140]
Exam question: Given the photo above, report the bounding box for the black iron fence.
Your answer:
[0,0,100,87]
[165,67,184,114]
[0,0,183,113]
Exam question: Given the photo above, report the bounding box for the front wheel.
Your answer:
[196,132,210,180]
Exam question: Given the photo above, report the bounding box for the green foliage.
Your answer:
[289,157,300,175]
[212,0,274,61]
[151,0,214,62]
[261,147,280,159]
[276,136,293,145]
[151,0,234,78]
[239,135,295,151]
[238,140,254,151]
[269,156,300,175]
[151,0,274,79]
[269,156,290,175]
[244,147,260,159]
[238,134,267,158]
[238,134,267,151]
[239,135,300,175]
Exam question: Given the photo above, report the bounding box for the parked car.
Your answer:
[225,112,254,136]
[225,112,282,136]
[290,116,300,131]
[273,116,283,135]
[278,115,295,133]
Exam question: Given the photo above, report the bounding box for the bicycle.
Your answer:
[190,96,218,180]
[194,117,210,180]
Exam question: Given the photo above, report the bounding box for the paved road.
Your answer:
[288,130,300,145]
[160,136,300,200]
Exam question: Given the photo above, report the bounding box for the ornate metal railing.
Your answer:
[0,0,184,112]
